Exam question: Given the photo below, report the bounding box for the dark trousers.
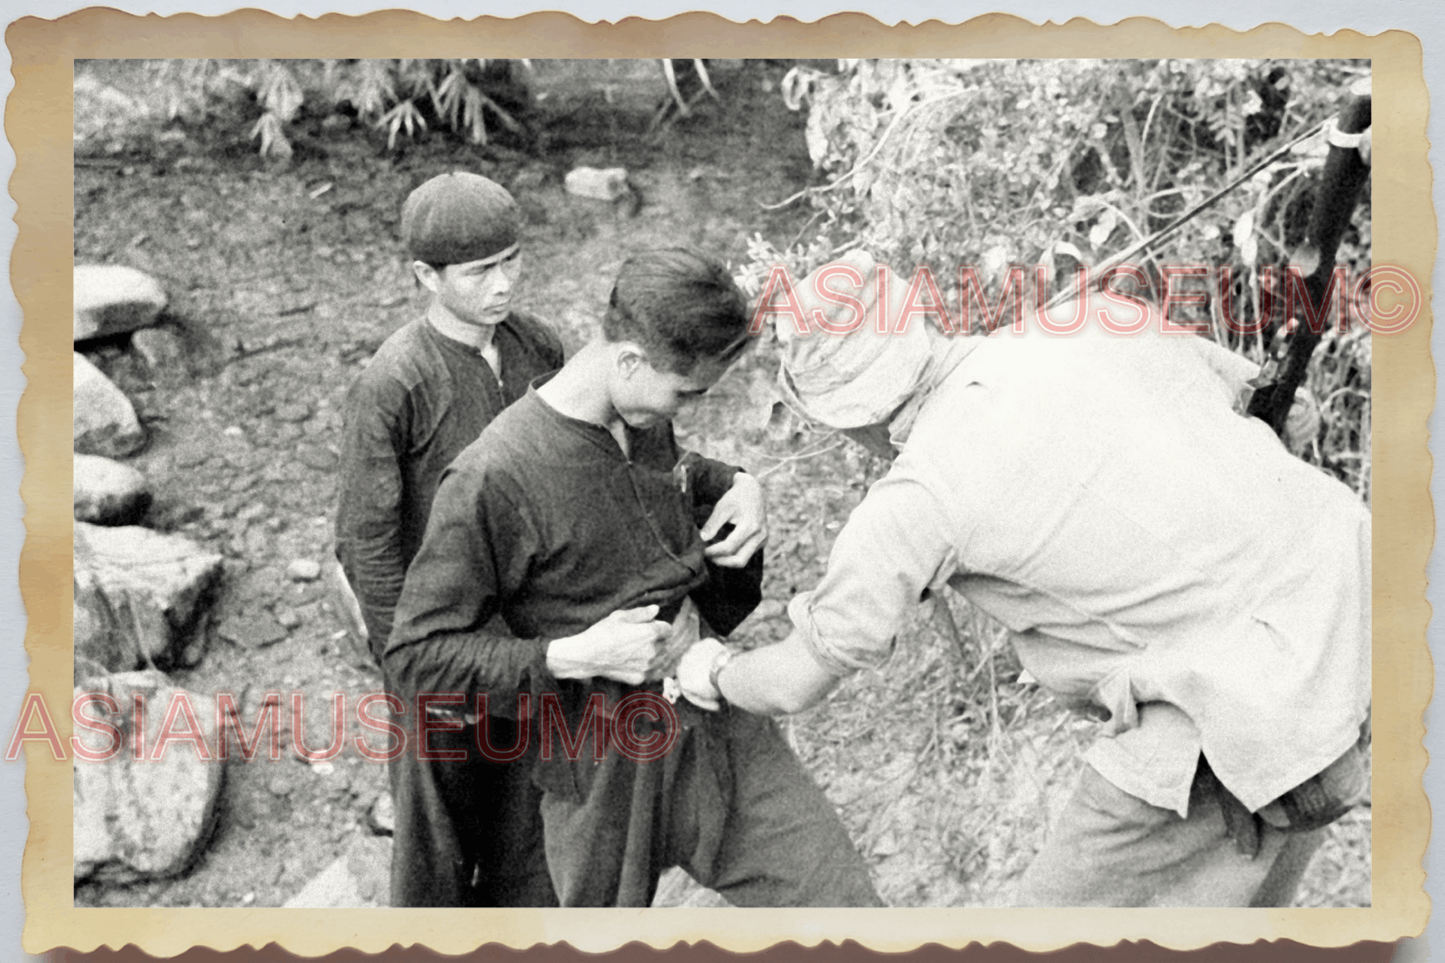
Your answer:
[389,710,558,907]
[540,703,882,908]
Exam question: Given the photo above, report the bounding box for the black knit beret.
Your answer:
[401,171,520,266]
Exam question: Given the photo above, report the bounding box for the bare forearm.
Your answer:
[715,629,842,716]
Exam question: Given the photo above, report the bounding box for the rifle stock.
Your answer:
[1246,91,1372,437]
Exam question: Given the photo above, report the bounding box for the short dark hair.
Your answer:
[602,248,751,375]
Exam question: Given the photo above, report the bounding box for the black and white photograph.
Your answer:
[67,53,1377,919]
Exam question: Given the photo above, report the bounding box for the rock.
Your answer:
[130,327,185,375]
[73,72,151,144]
[753,598,787,621]
[234,566,285,605]
[73,523,223,679]
[263,462,307,485]
[872,830,900,856]
[216,611,288,648]
[279,422,307,442]
[74,352,146,457]
[170,442,210,469]
[297,445,339,472]
[73,453,151,525]
[287,559,322,582]
[367,793,394,837]
[283,834,391,908]
[275,608,301,630]
[326,765,353,797]
[73,671,225,884]
[284,579,324,606]
[243,527,275,560]
[511,166,548,192]
[237,501,267,523]
[179,632,208,669]
[73,264,168,341]
[564,166,630,202]
[274,401,313,423]
[161,503,205,527]
[295,689,347,756]
[355,867,378,904]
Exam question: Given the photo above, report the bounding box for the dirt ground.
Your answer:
[72,60,1370,909]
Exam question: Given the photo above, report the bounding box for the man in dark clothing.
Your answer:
[387,249,881,908]
[334,171,563,907]
[336,172,564,651]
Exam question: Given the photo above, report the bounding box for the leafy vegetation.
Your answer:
[739,58,1372,499]
[101,58,721,161]
[725,60,1373,907]
[149,59,528,158]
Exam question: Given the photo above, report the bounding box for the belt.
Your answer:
[1199,737,1369,859]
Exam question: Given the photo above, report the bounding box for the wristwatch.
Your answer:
[708,646,735,696]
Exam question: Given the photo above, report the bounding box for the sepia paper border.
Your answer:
[8,8,1432,956]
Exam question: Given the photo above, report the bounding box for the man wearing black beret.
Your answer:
[335,171,564,907]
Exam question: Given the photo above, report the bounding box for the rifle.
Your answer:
[1246,87,1372,437]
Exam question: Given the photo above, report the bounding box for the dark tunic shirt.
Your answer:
[335,312,563,652]
[381,387,886,912]
[384,386,740,790]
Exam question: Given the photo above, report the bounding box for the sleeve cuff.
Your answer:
[689,455,742,508]
[788,591,893,677]
[519,637,561,719]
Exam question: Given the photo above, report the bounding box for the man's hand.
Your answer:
[701,472,767,568]
[677,637,729,711]
[546,605,672,684]
[646,599,700,682]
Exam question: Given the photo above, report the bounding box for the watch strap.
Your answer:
[708,646,735,694]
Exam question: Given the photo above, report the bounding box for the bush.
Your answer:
[740,58,1372,498]
[151,58,527,158]
[732,60,1373,906]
